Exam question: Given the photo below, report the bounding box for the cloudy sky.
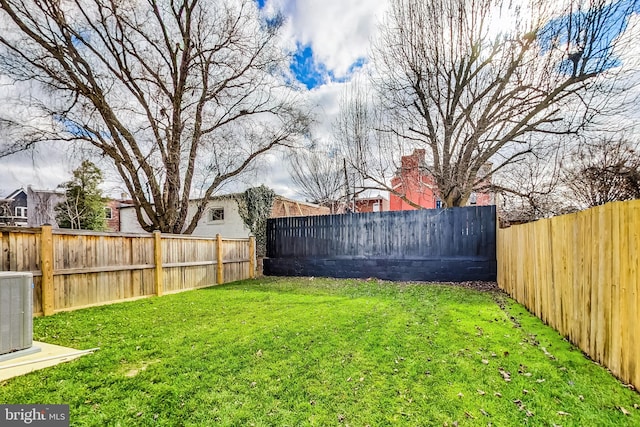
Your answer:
[0,0,389,199]
[253,0,389,199]
[1,0,639,200]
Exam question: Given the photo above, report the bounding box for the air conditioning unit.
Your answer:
[0,272,33,355]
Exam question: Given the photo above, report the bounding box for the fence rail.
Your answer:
[497,200,640,390]
[0,226,256,316]
[265,206,496,282]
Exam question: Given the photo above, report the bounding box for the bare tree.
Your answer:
[494,143,578,224]
[563,136,640,207]
[0,0,309,233]
[333,78,427,209]
[349,0,639,207]
[0,198,14,225]
[288,146,345,213]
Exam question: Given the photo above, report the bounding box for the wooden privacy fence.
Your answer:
[0,226,256,316]
[265,206,497,282]
[498,200,640,390]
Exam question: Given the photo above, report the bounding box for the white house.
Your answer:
[119,194,330,237]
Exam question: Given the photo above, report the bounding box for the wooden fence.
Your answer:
[265,206,497,282]
[0,226,256,316]
[497,200,640,390]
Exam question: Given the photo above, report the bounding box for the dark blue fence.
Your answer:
[264,206,496,282]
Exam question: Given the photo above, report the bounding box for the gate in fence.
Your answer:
[264,206,496,282]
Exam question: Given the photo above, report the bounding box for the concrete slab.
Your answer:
[0,346,42,363]
[0,342,98,382]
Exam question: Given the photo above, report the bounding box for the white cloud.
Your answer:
[4,0,638,205]
[268,0,388,77]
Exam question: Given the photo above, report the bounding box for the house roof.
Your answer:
[118,193,327,210]
[274,195,327,209]
[2,187,66,201]
[3,188,26,200]
[27,187,64,196]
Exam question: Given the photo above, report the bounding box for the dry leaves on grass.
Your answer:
[499,368,511,382]
[618,406,631,415]
[427,281,499,292]
[541,347,556,360]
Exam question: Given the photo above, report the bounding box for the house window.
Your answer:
[435,199,442,209]
[104,207,113,219]
[15,207,27,218]
[469,192,477,205]
[373,202,381,212]
[208,207,224,222]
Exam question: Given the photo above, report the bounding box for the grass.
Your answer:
[1,277,638,426]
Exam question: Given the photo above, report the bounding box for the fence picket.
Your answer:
[0,227,254,316]
[264,207,497,282]
[498,199,640,391]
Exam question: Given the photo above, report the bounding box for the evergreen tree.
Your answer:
[55,160,106,230]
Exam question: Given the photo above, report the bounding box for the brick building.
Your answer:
[104,195,134,232]
[353,195,390,213]
[389,149,493,210]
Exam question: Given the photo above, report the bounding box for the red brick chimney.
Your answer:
[401,149,426,170]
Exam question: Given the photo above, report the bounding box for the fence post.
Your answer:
[249,236,256,279]
[153,231,163,296]
[495,205,502,290]
[40,224,55,316]
[216,234,224,284]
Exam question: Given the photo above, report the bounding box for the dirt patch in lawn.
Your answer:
[352,277,501,292]
[435,280,500,292]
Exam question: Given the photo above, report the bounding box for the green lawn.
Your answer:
[1,277,638,426]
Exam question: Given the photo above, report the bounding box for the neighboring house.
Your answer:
[0,188,28,226]
[119,194,330,237]
[354,195,390,213]
[26,186,65,227]
[104,194,133,232]
[271,197,332,218]
[1,186,126,231]
[318,195,390,214]
[389,149,493,210]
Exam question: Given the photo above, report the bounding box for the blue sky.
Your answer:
[290,44,366,89]
[539,0,640,75]
[259,0,640,90]
[2,0,639,199]
[255,0,387,90]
